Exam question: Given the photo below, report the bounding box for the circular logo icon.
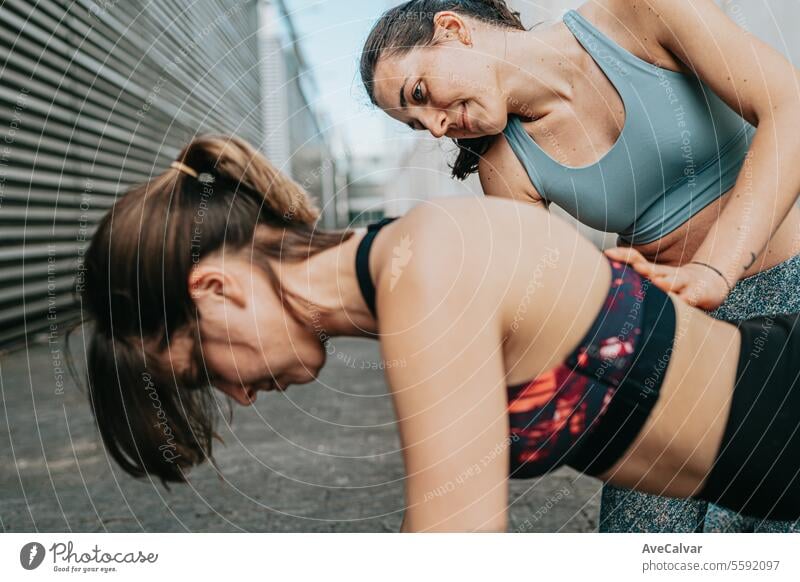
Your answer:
[20,542,46,570]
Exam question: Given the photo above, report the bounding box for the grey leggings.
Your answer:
[599,252,800,533]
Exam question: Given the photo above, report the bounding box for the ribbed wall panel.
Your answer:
[0,0,264,348]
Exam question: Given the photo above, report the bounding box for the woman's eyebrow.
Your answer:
[399,77,408,109]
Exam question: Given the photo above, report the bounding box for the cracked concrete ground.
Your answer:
[0,333,600,532]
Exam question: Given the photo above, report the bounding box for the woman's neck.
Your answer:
[277,228,378,338]
[499,21,581,120]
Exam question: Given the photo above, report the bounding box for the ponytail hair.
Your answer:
[76,134,351,484]
[360,0,527,180]
[174,134,319,225]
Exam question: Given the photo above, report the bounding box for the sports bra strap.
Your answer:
[563,9,634,85]
[355,216,399,318]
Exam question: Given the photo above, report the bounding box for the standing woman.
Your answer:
[360,0,800,533]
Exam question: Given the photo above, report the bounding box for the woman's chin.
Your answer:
[450,120,503,139]
[286,368,319,388]
[450,128,483,140]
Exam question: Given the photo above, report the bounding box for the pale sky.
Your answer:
[283,0,409,157]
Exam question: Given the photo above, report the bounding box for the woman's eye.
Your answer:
[413,83,424,102]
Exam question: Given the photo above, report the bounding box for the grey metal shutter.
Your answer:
[0,0,264,349]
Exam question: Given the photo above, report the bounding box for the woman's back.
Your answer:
[360,196,740,530]
[368,196,611,385]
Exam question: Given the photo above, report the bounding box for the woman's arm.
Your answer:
[376,206,511,532]
[629,0,800,306]
[479,133,548,208]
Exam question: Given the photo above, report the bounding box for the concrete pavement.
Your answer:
[0,334,600,532]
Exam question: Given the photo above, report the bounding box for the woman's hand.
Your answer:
[603,247,731,311]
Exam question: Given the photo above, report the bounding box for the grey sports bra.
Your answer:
[502,9,756,245]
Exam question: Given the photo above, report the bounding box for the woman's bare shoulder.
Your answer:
[369,197,577,317]
[378,196,541,256]
[586,0,688,74]
[370,199,514,307]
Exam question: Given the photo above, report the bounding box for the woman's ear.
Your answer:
[188,263,247,309]
[432,11,473,47]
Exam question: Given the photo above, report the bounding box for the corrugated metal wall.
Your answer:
[0,0,264,349]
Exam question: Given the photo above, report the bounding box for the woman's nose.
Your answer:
[425,110,450,138]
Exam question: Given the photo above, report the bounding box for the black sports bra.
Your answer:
[355,216,399,317]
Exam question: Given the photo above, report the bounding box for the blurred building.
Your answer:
[0,1,264,349]
[514,0,572,23]
[340,0,398,227]
[347,152,391,225]
[260,0,350,229]
[382,136,483,217]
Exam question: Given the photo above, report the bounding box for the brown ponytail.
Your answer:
[360,0,527,180]
[174,134,320,225]
[75,133,351,484]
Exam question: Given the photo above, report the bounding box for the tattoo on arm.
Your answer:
[743,252,757,272]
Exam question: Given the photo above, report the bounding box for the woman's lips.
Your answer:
[461,102,472,133]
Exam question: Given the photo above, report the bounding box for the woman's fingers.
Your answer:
[605,247,668,278]
[604,247,655,275]
[605,247,726,308]
[648,274,677,294]
[661,271,688,292]
[642,263,676,279]
[604,246,646,265]
[641,267,689,294]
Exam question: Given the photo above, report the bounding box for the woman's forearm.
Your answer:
[690,114,800,284]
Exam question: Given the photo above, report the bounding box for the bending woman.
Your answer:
[359,0,800,532]
[79,135,800,531]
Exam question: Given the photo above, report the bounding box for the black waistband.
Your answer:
[355,217,398,318]
[567,273,677,476]
[695,313,800,520]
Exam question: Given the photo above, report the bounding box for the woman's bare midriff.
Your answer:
[628,188,800,278]
[597,297,742,498]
